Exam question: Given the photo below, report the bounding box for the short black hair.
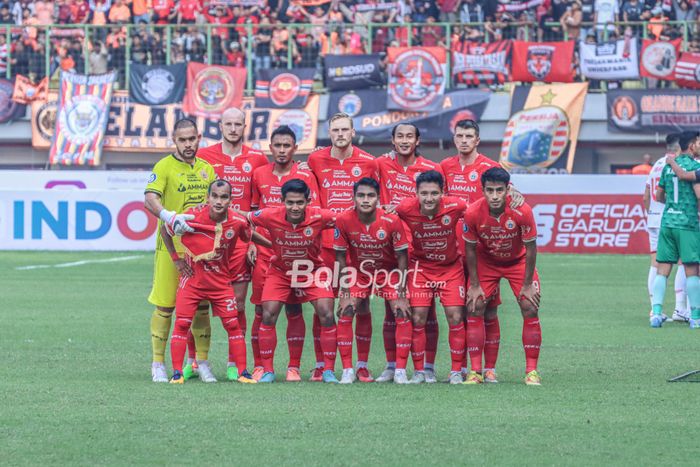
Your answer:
[173,117,197,134]
[665,132,680,147]
[454,119,479,136]
[391,123,421,139]
[208,179,232,195]
[271,124,297,144]
[678,131,700,152]
[353,177,380,195]
[415,170,444,191]
[281,178,310,200]
[481,167,510,187]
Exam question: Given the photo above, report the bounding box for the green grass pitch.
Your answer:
[2,251,699,465]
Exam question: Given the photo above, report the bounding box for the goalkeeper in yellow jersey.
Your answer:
[144,118,217,383]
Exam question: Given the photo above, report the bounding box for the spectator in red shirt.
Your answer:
[204,5,233,41]
[420,16,443,46]
[56,0,74,23]
[395,14,417,47]
[71,0,90,23]
[152,0,175,24]
[224,40,245,67]
[178,0,201,24]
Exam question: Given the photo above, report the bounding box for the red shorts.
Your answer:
[229,241,251,283]
[261,265,335,304]
[408,262,465,307]
[471,259,541,302]
[176,285,237,319]
[347,270,402,301]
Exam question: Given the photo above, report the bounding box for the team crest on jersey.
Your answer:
[469,170,478,182]
[441,215,451,225]
[505,219,515,230]
[225,229,235,239]
[242,162,252,173]
[351,166,362,177]
[200,170,209,180]
[304,226,314,237]
[148,173,157,183]
[376,229,386,240]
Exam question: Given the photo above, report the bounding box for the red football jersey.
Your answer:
[181,205,252,290]
[248,206,336,272]
[197,143,269,212]
[463,198,537,265]
[395,196,467,269]
[251,162,320,209]
[307,146,378,248]
[333,207,409,272]
[440,153,500,205]
[377,154,445,206]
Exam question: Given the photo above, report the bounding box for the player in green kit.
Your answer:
[652,131,700,329]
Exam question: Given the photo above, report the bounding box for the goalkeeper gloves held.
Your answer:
[159,209,195,236]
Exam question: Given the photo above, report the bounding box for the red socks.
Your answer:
[337,316,354,369]
[395,318,412,370]
[170,316,192,373]
[425,303,439,366]
[448,323,466,373]
[312,314,324,367]
[383,303,396,363]
[221,315,247,370]
[258,323,277,373]
[522,317,542,373]
[237,307,247,337]
[320,325,338,371]
[466,316,485,373]
[251,312,263,368]
[411,325,426,372]
[186,330,196,360]
[484,316,500,369]
[286,312,305,369]
[355,313,372,363]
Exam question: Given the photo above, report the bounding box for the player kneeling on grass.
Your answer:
[334,177,412,384]
[651,131,700,329]
[164,180,272,384]
[464,167,542,386]
[247,179,340,383]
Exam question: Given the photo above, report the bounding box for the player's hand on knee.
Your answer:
[519,283,540,309]
[394,297,411,319]
[466,285,485,314]
[337,293,354,318]
[246,244,257,266]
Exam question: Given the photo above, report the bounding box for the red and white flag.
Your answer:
[387,47,447,111]
[511,41,575,83]
[674,52,700,89]
[640,39,681,80]
[183,62,247,119]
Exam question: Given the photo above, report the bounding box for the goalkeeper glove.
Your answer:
[160,209,195,236]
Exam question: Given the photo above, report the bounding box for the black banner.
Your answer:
[327,89,490,141]
[324,54,384,91]
[128,63,186,105]
[254,68,314,109]
[607,89,700,133]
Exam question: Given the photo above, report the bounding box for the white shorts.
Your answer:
[648,227,659,253]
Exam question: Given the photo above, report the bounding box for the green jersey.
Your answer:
[659,154,700,231]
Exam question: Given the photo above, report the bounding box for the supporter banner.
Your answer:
[324,54,384,91]
[579,38,639,80]
[497,0,544,12]
[674,52,700,89]
[452,41,511,87]
[183,62,246,118]
[354,2,397,12]
[511,41,575,83]
[254,68,314,109]
[32,91,320,153]
[0,78,26,123]
[0,189,157,250]
[49,71,117,166]
[329,88,490,140]
[640,39,681,80]
[128,63,186,105]
[387,47,447,112]
[607,89,700,133]
[12,75,48,105]
[500,83,588,174]
[291,0,330,5]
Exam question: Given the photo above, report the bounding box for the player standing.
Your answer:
[306,113,379,381]
[651,131,700,329]
[144,118,217,383]
[464,167,542,385]
[374,123,444,384]
[163,180,270,384]
[643,133,688,322]
[248,179,339,383]
[334,178,412,384]
[196,107,269,377]
[395,170,468,384]
[249,126,320,381]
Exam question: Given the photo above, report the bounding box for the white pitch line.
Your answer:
[16,255,144,270]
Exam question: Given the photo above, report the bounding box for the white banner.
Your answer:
[579,39,640,80]
[0,170,150,190]
[0,190,157,250]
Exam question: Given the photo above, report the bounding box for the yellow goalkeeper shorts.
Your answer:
[148,249,179,308]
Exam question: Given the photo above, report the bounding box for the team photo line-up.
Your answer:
[144,109,542,386]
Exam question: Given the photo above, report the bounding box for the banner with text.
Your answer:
[607,89,700,133]
[452,40,511,87]
[324,54,384,91]
[579,38,639,80]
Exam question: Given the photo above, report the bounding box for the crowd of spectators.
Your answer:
[0,0,699,87]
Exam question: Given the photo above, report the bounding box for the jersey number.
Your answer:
[672,176,679,204]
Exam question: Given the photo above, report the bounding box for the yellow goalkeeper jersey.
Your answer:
[145,154,216,251]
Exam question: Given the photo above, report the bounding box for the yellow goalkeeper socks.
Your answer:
[150,309,173,363]
[191,307,212,361]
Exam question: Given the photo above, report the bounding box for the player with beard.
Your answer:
[195,107,269,379]
[249,125,321,381]
[306,113,379,382]
[375,123,444,384]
